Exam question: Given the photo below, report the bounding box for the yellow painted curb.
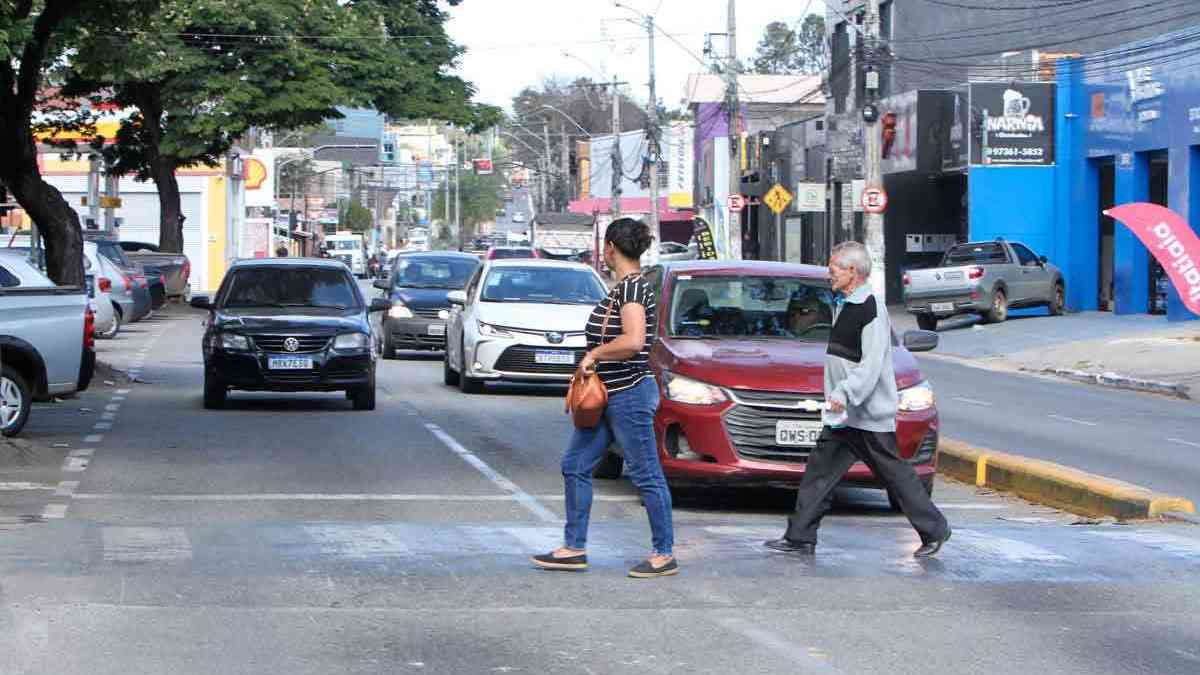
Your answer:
[937,438,1197,520]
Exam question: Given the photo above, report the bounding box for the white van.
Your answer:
[325,233,366,277]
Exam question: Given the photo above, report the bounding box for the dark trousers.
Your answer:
[785,426,949,545]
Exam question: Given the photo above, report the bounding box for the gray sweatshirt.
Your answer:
[821,284,898,432]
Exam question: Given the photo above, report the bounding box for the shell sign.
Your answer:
[243,158,269,190]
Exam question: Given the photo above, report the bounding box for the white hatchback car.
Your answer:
[443,259,608,393]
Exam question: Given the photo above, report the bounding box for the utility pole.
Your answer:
[454,138,462,251]
[560,121,570,205]
[542,122,552,211]
[645,13,661,265]
[611,75,622,221]
[726,0,741,260]
[863,0,886,301]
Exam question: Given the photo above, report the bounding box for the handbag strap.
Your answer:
[599,288,617,342]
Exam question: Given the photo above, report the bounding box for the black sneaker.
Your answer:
[628,557,679,578]
[531,551,588,571]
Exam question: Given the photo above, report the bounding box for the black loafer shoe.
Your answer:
[764,538,816,554]
[914,530,952,558]
[531,551,588,571]
[628,557,679,578]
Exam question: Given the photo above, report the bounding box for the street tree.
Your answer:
[339,201,373,234]
[52,0,499,254]
[433,165,502,249]
[752,15,827,76]
[1,0,155,285]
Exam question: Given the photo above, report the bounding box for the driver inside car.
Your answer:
[787,293,832,337]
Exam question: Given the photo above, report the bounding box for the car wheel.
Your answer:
[0,365,33,438]
[984,288,1008,324]
[97,307,121,339]
[352,385,377,411]
[887,475,934,512]
[915,313,938,331]
[459,341,484,394]
[1050,283,1066,316]
[443,349,460,386]
[381,325,396,360]
[593,450,624,479]
[203,371,226,410]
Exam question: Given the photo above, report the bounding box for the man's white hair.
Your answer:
[831,241,871,278]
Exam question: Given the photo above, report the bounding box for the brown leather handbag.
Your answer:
[565,296,614,428]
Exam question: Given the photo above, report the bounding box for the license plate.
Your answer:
[268,356,314,370]
[535,350,575,365]
[427,324,446,336]
[775,420,823,447]
[931,302,955,313]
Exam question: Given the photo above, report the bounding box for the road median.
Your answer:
[938,438,1196,520]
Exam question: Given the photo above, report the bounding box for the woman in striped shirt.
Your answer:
[532,218,677,578]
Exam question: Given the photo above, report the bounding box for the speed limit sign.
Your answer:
[861,186,888,214]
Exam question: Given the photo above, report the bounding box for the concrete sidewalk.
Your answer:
[891,307,1200,399]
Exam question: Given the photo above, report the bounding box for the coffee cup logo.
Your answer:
[1003,89,1032,118]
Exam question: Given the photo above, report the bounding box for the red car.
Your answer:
[604,260,940,505]
[485,246,539,260]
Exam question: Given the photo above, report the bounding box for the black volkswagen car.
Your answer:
[192,258,389,410]
[373,251,479,357]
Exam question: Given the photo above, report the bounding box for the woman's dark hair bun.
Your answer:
[605,217,654,259]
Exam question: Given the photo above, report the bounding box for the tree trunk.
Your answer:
[152,158,184,253]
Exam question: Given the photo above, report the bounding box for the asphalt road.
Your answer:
[493,185,532,237]
[2,305,1200,674]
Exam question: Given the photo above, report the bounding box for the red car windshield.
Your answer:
[669,275,835,341]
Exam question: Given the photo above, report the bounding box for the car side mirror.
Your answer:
[373,278,389,291]
[902,329,938,353]
[446,290,467,306]
[190,295,213,310]
[369,298,391,313]
[1039,255,1048,265]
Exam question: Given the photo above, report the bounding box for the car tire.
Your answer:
[915,313,938,331]
[97,307,121,339]
[203,372,226,410]
[459,342,484,394]
[443,349,460,386]
[381,325,396,360]
[593,450,624,479]
[984,288,1008,324]
[1,365,33,438]
[887,475,934,512]
[1049,283,1066,316]
[352,385,376,411]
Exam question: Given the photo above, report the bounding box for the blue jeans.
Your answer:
[561,376,674,556]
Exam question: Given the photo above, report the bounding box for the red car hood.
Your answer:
[654,337,924,393]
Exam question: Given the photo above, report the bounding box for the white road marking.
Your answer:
[42,504,68,519]
[102,527,192,563]
[111,395,126,402]
[71,493,574,502]
[93,422,112,430]
[951,396,993,407]
[425,422,558,523]
[62,457,89,472]
[101,412,116,420]
[711,616,842,673]
[54,481,79,497]
[953,529,1070,563]
[83,434,104,443]
[116,388,131,395]
[304,524,411,560]
[1048,414,1097,427]
[0,482,55,491]
[104,404,121,412]
[1167,437,1200,449]
[68,448,94,458]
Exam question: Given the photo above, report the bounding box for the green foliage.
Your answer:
[339,200,373,234]
[752,15,826,76]
[432,168,502,244]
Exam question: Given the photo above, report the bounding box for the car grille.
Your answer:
[722,390,825,462]
[389,331,445,347]
[264,372,320,384]
[910,430,938,464]
[411,307,446,319]
[250,335,330,353]
[493,345,586,375]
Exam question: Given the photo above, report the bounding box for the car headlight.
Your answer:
[220,333,251,351]
[477,321,513,338]
[662,371,727,405]
[388,303,413,319]
[898,381,936,412]
[333,333,369,350]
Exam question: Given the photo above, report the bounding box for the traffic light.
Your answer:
[881,112,898,159]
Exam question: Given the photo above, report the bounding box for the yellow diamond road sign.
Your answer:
[764,184,793,215]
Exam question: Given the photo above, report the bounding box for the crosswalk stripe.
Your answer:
[102,527,192,563]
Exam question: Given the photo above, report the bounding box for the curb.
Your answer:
[1038,367,1191,400]
[937,438,1196,520]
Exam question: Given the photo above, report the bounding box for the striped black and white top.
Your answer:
[586,273,657,394]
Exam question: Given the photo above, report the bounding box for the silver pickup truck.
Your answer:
[903,240,1065,330]
[0,251,95,437]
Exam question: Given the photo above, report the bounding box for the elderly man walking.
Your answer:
[766,241,951,558]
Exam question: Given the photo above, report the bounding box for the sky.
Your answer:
[443,0,827,112]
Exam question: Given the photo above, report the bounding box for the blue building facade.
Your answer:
[969,28,1200,321]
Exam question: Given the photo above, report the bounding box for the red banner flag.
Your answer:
[1104,202,1200,316]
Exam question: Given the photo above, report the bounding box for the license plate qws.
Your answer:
[775,420,823,447]
[535,351,575,365]
[931,302,955,313]
[268,356,314,370]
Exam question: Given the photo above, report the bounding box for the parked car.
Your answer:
[587,260,940,507]
[0,251,95,437]
[485,246,538,260]
[85,242,138,333]
[83,256,118,339]
[117,240,191,300]
[373,251,480,357]
[444,260,608,394]
[88,237,154,321]
[191,257,390,410]
[903,239,1065,330]
[659,240,699,262]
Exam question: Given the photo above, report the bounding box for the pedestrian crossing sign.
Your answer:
[764,184,793,215]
